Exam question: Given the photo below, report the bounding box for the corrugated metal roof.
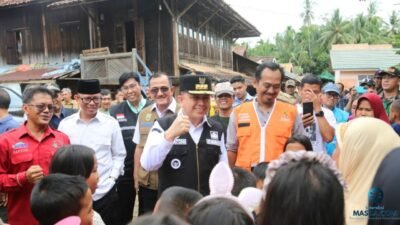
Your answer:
[330,49,400,70]
[0,0,34,7]
[46,0,79,7]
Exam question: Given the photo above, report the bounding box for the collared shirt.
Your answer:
[296,105,336,153]
[233,92,253,107]
[58,112,126,201]
[226,98,305,152]
[127,98,147,114]
[132,98,177,144]
[0,124,70,225]
[49,107,76,129]
[0,115,20,134]
[140,112,228,171]
[379,91,400,116]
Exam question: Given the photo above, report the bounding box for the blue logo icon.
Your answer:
[368,187,384,204]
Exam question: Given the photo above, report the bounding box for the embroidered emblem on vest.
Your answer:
[210,131,218,140]
[173,138,187,145]
[171,158,181,169]
[145,113,152,121]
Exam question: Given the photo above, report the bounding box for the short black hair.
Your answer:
[131,214,190,225]
[230,75,245,84]
[31,174,89,225]
[301,73,322,88]
[255,62,285,82]
[100,89,111,96]
[149,72,172,86]
[157,186,203,220]
[188,198,254,225]
[0,88,11,110]
[258,160,345,225]
[232,167,257,196]
[119,72,141,87]
[284,135,313,152]
[50,145,96,179]
[252,162,269,181]
[22,86,53,104]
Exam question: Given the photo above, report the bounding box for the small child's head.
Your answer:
[252,162,268,189]
[284,135,313,152]
[390,99,400,124]
[31,173,93,225]
[50,145,99,193]
[232,167,257,196]
[153,186,203,220]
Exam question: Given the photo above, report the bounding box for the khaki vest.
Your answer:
[137,103,180,190]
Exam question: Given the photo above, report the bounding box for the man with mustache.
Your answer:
[0,86,70,225]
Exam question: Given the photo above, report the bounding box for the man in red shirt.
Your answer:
[0,86,70,225]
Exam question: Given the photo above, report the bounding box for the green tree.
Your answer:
[352,14,370,43]
[319,9,354,47]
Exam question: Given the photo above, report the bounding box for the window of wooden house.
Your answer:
[178,24,183,35]
[6,29,31,65]
[183,26,187,36]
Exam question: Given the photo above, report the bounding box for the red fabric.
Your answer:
[357,93,390,124]
[0,124,70,225]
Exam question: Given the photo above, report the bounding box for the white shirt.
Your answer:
[140,113,228,171]
[58,112,126,201]
[296,105,336,153]
[132,98,177,144]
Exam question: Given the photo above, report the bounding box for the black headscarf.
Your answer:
[368,148,400,225]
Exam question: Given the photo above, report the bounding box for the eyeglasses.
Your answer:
[80,97,101,104]
[28,104,54,112]
[325,93,339,99]
[121,83,138,92]
[150,86,170,95]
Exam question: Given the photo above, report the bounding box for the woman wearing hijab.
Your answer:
[368,148,400,225]
[355,93,389,123]
[334,118,400,225]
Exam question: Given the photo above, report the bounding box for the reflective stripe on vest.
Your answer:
[234,100,297,170]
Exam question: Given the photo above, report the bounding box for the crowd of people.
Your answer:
[0,61,399,225]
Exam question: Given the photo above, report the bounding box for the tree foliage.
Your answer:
[246,4,396,75]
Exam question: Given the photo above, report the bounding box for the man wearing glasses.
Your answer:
[109,72,151,224]
[45,83,76,129]
[226,62,305,170]
[59,79,126,225]
[132,72,178,215]
[321,82,349,155]
[140,74,227,196]
[0,86,70,225]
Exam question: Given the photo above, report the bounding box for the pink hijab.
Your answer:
[356,93,389,124]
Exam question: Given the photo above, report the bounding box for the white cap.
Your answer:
[215,82,234,97]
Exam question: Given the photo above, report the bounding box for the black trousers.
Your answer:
[117,179,136,224]
[93,185,122,225]
[138,186,158,215]
[0,206,7,223]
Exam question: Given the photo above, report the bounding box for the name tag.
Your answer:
[206,139,221,146]
[174,138,187,145]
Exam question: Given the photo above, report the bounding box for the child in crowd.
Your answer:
[252,162,268,190]
[232,167,257,196]
[389,99,400,135]
[49,145,104,225]
[284,135,313,152]
[30,174,93,225]
[153,186,203,220]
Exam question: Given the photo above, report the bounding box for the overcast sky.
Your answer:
[224,0,400,45]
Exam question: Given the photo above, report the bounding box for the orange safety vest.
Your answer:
[234,100,297,170]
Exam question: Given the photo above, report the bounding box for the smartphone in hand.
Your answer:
[303,102,313,116]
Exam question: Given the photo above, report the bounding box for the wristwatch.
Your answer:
[315,110,324,117]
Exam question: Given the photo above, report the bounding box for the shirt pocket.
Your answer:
[94,137,112,151]
[11,150,33,165]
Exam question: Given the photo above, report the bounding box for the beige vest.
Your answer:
[137,103,180,190]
